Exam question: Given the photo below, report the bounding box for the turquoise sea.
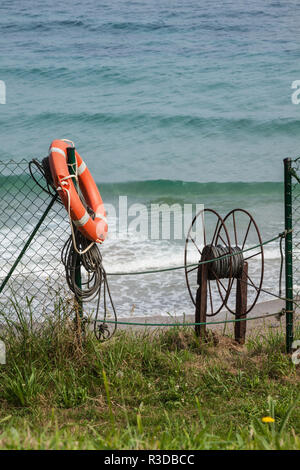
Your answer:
[0,0,299,317]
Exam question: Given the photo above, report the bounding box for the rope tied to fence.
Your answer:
[91,311,286,328]
[104,231,290,276]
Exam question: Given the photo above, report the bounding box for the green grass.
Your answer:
[0,302,299,450]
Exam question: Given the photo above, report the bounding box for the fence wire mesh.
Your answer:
[1,158,299,342]
[0,159,74,324]
[290,157,300,302]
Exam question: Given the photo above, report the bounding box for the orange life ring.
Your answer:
[48,139,108,243]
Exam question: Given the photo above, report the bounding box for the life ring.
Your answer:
[48,139,108,244]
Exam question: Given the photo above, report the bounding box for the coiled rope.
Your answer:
[61,231,102,301]
[61,229,117,340]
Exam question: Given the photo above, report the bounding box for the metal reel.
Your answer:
[184,208,232,316]
[221,209,264,315]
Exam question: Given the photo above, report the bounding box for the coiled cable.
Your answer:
[202,244,244,280]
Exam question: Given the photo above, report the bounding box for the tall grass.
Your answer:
[0,299,299,450]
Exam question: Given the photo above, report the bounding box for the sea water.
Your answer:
[0,0,299,318]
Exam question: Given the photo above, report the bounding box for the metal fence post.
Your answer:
[66,147,83,317]
[284,158,294,353]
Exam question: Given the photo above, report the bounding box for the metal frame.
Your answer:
[195,259,249,344]
[284,158,294,354]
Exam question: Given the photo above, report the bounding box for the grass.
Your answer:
[0,300,299,450]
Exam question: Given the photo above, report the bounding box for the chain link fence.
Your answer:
[0,158,299,351]
[290,158,300,301]
[284,157,300,352]
[0,159,74,324]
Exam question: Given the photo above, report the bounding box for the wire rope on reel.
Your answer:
[202,245,244,280]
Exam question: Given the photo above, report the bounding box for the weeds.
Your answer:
[2,363,42,407]
[0,300,299,449]
[52,367,88,409]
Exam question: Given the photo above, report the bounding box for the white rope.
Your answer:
[61,138,75,147]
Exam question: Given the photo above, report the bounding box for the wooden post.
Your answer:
[195,263,207,339]
[235,262,248,344]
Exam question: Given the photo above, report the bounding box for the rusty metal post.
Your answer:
[195,262,207,339]
[235,262,248,344]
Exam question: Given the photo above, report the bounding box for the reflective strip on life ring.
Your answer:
[48,139,108,243]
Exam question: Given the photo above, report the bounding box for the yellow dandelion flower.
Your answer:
[262,416,275,423]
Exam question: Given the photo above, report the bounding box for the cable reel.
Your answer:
[184,208,264,343]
